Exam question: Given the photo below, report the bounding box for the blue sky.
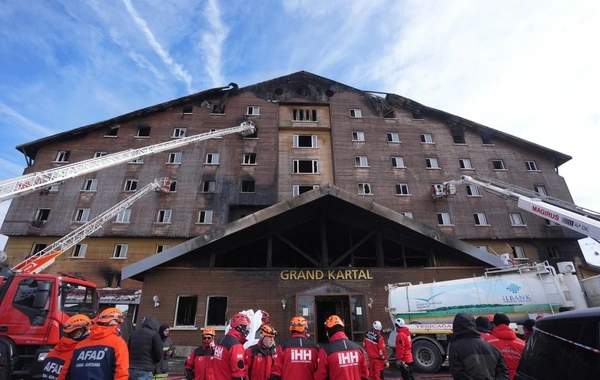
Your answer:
[1,0,599,264]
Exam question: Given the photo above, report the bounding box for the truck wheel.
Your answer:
[412,340,443,374]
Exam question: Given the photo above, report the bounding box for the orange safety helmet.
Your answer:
[324,315,344,328]
[97,307,125,325]
[259,323,278,337]
[289,316,309,333]
[64,314,93,333]
[202,327,216,336]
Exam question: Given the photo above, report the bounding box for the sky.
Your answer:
[1,0,599,265]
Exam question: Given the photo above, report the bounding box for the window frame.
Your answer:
[71,244,87,258]
[30,243,48,256]
[74,208,90,222]
[420,134,434,144]
[34,208,51,221]
[156,210,172,224]
[182,106,193,115]
[391,156,405,168]
[292,185,319,196]
[204,295,228,329]
[197,210,214,224]
[94,152,108,158]
[533,185,548,196]
[492,160,506,170]
[511,245,527,259]
[205,153,220,165]
[172,128,186,138]
[547,246,561,259]
[459,158,473,169]
[358,183,372,196]
[54,151,70,163]
[400,212,413,218]
[246,106,260,115]
[292,159,319,174]
[349,109,363,118]
[167,152,182,164]
[387,132,401,143]
[123,179,138,192]
[292,108,317,122]
[292,134,318,148]
[136,126,151,138]
[425,157,440,169]
[173,295,198,328]
[241,180,256,193]
[509,213,526,226]
[474,213,490,226]
[525,161,539,171]
[352,131,365,142]
[452,134,466,144]
[437,213,452,226]
[242,153,257,165]
[354,156,369,167]
[466,185,481,197]
[82,179,99,192]
[199,181,216,193]
[112,244,129,259]
[395,183,410,196]
[156,245,171,254]
[115,209,131,223]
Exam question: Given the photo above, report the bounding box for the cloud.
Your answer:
[122,0,194,93]
[197,0,228,88]
[0,157,25,180]
[0,103,54,137]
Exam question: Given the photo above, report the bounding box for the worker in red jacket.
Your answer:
[245,323,278,380]
[184,327,216,380]
[315,315,368,380]
[270,316,319,380]
[213,313,251,380]
[67,307,129,380]
[394,318,414,380]
[41,314,93,380]
[363,321,389,380]
[487,314,525,380]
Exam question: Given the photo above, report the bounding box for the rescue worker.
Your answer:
[270,316,319,380]
[154,324,176,380]
[184,327,216,380]
[315,315,368,380]
[245,324,277,380]
[128,316,163,380]
[394,318,414,380]
[67,307,129,380]
[487,313,525,380]
[41,314,92,380]
[363,321,389,380]
[213,313,251,380]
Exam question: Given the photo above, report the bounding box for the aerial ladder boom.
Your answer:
[442,175,600,241]
[0,121,256,203]
[11,178,171,274]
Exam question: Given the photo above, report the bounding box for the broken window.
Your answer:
[175,295,198,327]
[105,125,119,137]
[425,158,439,169]
[452,133,466,144]
[168,180,177,192]
[173,128,186,138]
[474,213,489,226]
[74,209,90,222]
[481,135,493,145]
[466,185,480,196]
[391,157,405,168]
[241,180,255,193]
[115,209,131,223]
[437,213,452,225]
[71,244,87,258]
[355,156,369,167]
[420,134,433,143]
[247,106,260,115]
[292,160,319,174]
[205,296,227,327]
[243,153,257,165]
[547,246,561,259]
[293,135,317,148]
[197,210,213,224]
[292,185,319,196]
[459,158,473,169]
[205,153,220,164]
[358,183,372,195]
[34,209,51,221]
[136,126,151,137]
[199,181,216,193]
[54,151,70,162]
[349,109,362,118]
[387,133,400,142]
[182,106,193,114]
[112,244,128,258]
[292,109,317,121]
[123,180,138,192]
[352,131,365,141]
[30,243,48,256]
[395,184,410,195]
[82,179,98,192]
[167,152,182,164]
[412,110,423,120]
[525,161,539,171]
[492,160,506,170]
[156,210,172,223]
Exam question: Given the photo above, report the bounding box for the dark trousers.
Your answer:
[399,362,414,380]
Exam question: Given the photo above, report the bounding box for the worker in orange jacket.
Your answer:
[41,314,93,380]
[66,308,129,380]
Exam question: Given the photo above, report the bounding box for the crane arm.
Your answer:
[442,175,600,240]
[0,121,255,203]
[11,178,170,274]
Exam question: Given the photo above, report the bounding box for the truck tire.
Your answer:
[412,340,443,374]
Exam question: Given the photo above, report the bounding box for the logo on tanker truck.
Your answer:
[414,292,445,308]
[503,283,532,302]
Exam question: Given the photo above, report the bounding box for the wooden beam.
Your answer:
[266,229,273,268]
[331,230,376,267]
[321,209,329,266]
[275,233,321,267]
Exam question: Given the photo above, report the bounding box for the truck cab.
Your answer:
[0,272,97,378]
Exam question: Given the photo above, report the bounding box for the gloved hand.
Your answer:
[384,361,390,369]
[396,360,404,369]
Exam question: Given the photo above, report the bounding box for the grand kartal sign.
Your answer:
[280,269,374,281]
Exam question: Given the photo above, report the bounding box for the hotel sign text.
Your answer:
[280,269,373,281]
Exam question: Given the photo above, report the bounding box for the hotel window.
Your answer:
[293,160,319,174]
[205,295,228,327]
[352,131,365,142]
[199,181,216,193]
[105,126,119,137]
[205,153,220,164]
[34,208,51,222]
[167,152,182,164]
[481,135,493,145]
[452,133,466,144]
[182,106,193,114]
[293,185,319,196]
[437,213,452,226]
[166,180,176,192]
[547,246,561,259]
[510,213,525,226]
[400,212,413,218]
[349,109,362,118]
[474,213,489,226]
[247,106,260,115]
[94,152,108,158]
[71,244,87,258]
[358,183,372,195]
[175,295,198,327]
[391,157,405,168]
[156,210,172,223]
[395,184,410,196]
[533,185,548,196]
[425,158,439,169]
[49,185,59,192]
[129,157,144,164]
[511,245,527,259]
[173,128,186,138]
[136,126,151,137]
[156,245,170,254]
[387,132,400,143]
[115,209,131,223]
[54,151,70,163]
[82,179,98,192]
[292,135,318,148]
[197,210,213,224]
[525,161,539,171]
[492,160,506,170]
[459,158,473,169]
[354,156,369,167]
[208,128,223,139]
[466,185,480,196]
[292,109,317,121]
[420,134,433,143]
[242,153,257,165]
[30,243,47,255]
[112,244,128,259]
[124,180,138,192]
[74,209,90,222]
[241,180,256,193]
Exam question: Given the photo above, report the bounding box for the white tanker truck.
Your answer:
[385,260,588,373]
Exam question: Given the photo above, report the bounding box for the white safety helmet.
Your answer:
[373,321,382,331]
[395,318,405,328]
